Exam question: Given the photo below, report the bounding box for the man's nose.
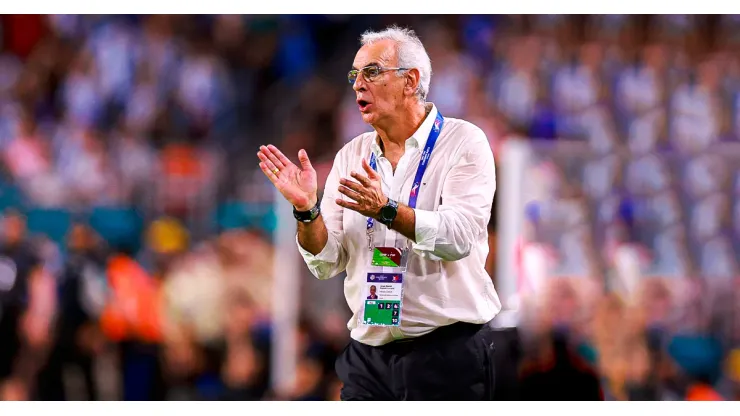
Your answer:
[352,75,366,92]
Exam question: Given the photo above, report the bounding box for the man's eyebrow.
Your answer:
[351,62,380,70]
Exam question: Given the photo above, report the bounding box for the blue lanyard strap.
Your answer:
[366,110,444,232]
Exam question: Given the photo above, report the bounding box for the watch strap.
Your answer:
[293,200,321,223]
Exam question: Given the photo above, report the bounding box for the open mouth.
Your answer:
[357,99,371,111]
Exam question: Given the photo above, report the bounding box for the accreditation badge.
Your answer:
[362,272,403,327]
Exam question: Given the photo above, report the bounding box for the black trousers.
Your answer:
[336,320,505,401]
[35,343,98,401]
[0,305,22,381]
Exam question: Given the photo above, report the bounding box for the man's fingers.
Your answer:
[257,152,280,174]
[298,149,314,171]
[338,185,362,201]
[258,162,279,184]
[267,144,293,168]
[336,198,361,211]
[260,145,287,170]
[350,171,372,187]
[362,158,378,179]
[339,178,364,194]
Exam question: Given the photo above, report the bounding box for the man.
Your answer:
[367,285,378,300]
[36,222,107,400]
[0,209,51,398]
[257,26,501,400]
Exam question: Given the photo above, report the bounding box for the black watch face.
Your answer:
[381,205,397,221]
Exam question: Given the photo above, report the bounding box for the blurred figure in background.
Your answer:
[36,222,108,400]
[0,209,54,400]
[99,217,187,401]
[518,278,602,400]
[590,294,656,400]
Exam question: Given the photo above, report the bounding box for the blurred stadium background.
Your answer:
[0,14,739,401]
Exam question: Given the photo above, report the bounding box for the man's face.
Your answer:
[69,223,92,252]
[3,215,25,244]
[351,39,408,126]
[370,286,376,295]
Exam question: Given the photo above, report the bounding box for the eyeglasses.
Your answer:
[347,65,409,84]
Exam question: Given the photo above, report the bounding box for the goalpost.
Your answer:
[270,186,299,396]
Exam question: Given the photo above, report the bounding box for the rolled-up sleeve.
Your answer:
[411,129,496,261]
[296,153,349,280]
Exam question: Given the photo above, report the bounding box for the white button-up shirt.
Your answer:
[297,103,501,346]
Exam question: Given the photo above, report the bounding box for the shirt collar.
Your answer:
[372,103,438,156]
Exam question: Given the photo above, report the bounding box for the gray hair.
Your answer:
[360,25,432,102]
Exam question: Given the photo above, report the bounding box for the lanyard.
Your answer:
[366,110,444,239]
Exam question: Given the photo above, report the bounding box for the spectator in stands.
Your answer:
[218,291,265,400]
[616,43,667,122]
[36,222,108,400]
[670,58,724,153]
[591,294,658,400]
[551,42,603,139]
[492,36,540,133]
[518,322,602,400]
[0,209,54,399]
[4,113,67,207]
[423,22,475,119]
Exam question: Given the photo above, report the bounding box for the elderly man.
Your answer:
[257,25,501,400]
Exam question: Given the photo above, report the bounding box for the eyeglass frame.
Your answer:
[347,65,411,85]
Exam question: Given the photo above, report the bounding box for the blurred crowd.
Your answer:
[510,15,740,400]
[0,14,739,401]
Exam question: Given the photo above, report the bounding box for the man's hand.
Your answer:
[336,158,388,219]
[257,145,318,210]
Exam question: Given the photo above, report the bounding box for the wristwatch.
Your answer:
[379,198,398,228]
[293,200,321,223]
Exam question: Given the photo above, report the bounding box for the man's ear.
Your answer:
[405,68,421,97]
